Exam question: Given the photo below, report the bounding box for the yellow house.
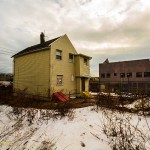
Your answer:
[12,33,92,97]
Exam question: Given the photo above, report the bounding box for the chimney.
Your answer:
[40,32,45,44]
[103,58,109,64]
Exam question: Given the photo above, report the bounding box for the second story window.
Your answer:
[120,73,125,78]
[144,72,150,77]
[56,49,62,60]
[69,53,74,62]
[101,73,105,78]
[106,73,111,78]
[136,72,142,78]
[84,58,88,65]
[114,73,117,76]
[127,73,132,78]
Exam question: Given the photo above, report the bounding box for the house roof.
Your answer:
[77,53,92,59]
[12,36,61,57]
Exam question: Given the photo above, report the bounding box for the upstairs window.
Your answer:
[101,73,105,78]
[57,75,63,85]
[106,73,111,78]
[56,49,62,60]
[144,72,150,77]
[114,73,117,76]
[127,73,132,78]
[69,53,74,62]
[136,72,142,78]
[84,58,88,65]
[120,73,125,78]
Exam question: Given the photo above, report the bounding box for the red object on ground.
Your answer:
[53,92,69,102]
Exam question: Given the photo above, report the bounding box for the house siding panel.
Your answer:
[80,56,90,77]
[14,49,50,96]
[50,35,78,94]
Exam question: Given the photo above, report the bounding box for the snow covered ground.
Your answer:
[0,105,150,150]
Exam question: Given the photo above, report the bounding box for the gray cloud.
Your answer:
[0,0,149,76]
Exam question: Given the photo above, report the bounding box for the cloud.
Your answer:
[0,0,149,76]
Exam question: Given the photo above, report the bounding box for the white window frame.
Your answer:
[57,75,63,85]
[56,49,62,60]
[69,53,74,63]
[84,58,88,65]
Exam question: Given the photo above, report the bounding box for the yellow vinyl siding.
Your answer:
[50,35,77,94]
[14,49,50,97]
[75,56,80,77]
[74,55,90,92]
[80,56,90,77]
[75,56,90,77]
[13,34,91,97]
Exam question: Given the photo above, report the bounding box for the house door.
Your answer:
[81,77,85,91]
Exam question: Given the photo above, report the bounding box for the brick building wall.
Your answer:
[99,59,150,93]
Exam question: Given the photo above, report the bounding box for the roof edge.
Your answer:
[99,58,150,65]
[76,53,92,59]
[12,47,49,58]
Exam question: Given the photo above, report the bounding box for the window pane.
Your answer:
[114,73,117,76]
[106,73,111,78]
[120,73,125,78]
[144,72,150,77]
[56,50,62,60]
[136,72,142,78]
[127,73,132,78]
[57,75,63,85]
[84,58,88,65]
[56,51,61,55]
[101,73,105,78]
[69,53,74,62]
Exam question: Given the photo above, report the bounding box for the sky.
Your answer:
[0,0,150,76]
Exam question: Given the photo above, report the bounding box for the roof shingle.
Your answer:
[12,36,61,57]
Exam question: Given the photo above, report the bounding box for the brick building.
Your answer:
[99,59,150,93]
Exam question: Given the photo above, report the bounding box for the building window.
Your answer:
[84,58,88,65]
[69,53,74,62]
[57,75,63,85]
[56,49,62,60]
[120,73,125,78]
[144,72,150,77]
[106,73,111,78]
[101,73,105,78]
[114,73,117,76]
[127,73,132,78]
[136,72,142,78]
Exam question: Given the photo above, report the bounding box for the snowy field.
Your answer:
[0,105,150,150]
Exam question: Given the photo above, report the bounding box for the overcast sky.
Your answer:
[0,0,150,76]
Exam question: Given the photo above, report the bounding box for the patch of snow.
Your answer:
[0,105,111,150]
[90,92,98,96]
[0,81,11,87]
[0,105,150,150]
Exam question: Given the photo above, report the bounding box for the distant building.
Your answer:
[89,77,99,92]
[12,33,92,97]
[99,59,150,93]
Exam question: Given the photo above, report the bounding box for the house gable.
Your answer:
[49,35,78,93]
[12,36,61,58]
